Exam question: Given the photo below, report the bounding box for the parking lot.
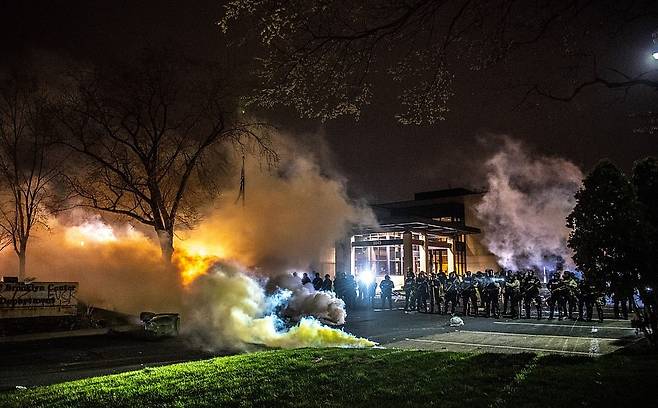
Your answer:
[343,307,642,356]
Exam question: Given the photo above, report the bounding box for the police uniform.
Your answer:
[522,273,542,319]
[484,272,501,318]
[403,272,416,311]
[444,274,460,314]
[379,277,395,310]
[547,275,563,320]
[461,273,479,317]
[506,275,521,319]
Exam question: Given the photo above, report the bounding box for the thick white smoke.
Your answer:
[184,262,374,350]
[267,274,347,325]
[475,137,583,271]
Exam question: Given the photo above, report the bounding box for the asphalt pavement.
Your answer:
[343,307,641,356]
[0,333,218,389]
[0,306,642,389]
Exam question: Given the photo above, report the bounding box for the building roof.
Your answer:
[354,215,481,236]
[414,188,483,201]
[375,187,484,209]
[358,187,483,236]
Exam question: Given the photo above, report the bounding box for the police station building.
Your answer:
[329,188,498,288]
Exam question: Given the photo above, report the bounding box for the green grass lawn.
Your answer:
[1,348,656,408]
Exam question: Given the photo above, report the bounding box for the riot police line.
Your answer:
[392,269,632,321]
[296,269,635,322]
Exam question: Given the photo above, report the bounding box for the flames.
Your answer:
[174,238,230,286]
[174,245,222,286]
[63,218,227,287]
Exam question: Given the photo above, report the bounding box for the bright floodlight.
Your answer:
[653,52,658,60]
[359,269,375,284]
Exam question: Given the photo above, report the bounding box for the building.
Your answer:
[332,188,498,288]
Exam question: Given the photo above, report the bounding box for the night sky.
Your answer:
[2,0,657,202]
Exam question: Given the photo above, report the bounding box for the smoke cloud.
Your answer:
[475,136,583,272]
[176,137,375,272]
[1,215,179,314]
[185,263,373,350]
[0,132,376,349]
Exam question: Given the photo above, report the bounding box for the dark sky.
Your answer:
[2,0,657,202]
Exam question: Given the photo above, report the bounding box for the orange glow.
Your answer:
[174,241,227,286]
[61,218,229,286]
[65,221,118,246]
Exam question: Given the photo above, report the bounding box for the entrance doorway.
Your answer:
[429,248,449,274]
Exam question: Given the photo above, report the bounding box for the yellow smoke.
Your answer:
[184,264,375,349]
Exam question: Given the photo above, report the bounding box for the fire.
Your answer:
[174,241,227,286]
[61,218,229,286]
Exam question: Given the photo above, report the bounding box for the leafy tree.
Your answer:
[566,160,641,289]
[632,157,658,343]
[0,72,59,280]
[220,0,657,124]
[58,50,274,263]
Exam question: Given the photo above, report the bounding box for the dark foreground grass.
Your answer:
[1,348,656,408]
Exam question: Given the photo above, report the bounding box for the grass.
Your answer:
[1,348,656,408]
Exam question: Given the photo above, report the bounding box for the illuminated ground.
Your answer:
[344,308,641,356]
[1,348,656,408]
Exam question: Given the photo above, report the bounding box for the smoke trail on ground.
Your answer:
[184,263,374,350]
[475,137,583,271]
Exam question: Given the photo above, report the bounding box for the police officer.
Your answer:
[611,273,632,320]
[506,273,521,319]
[428,273,437,313]
[584,279,605,322]
[345,273,357,309]
[301,272,311,286]
[501,269,512,315]
[484,269,501,318]
[416,272,430,312]
[357,276,368,304]
[334,272,346,301]
[321,274,333,291]
[403,270,416,311]
[312,272,323,291]
[522,270,542,320]
[547,272,563,320]
[444,272,460,314]
[475,271,486,316]
[577,276,588,321]
[379,275,395,310]
[562,271,579,320]
[461,271,479,317]
[433,272,446,314]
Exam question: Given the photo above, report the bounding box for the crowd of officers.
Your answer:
[296,268,634,322]
[397,268,633,321]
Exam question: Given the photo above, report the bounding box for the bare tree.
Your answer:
[58,51,274,263]
[220,0,657,125]
[0,74,59,281]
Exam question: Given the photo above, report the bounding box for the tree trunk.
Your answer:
[156,228,174,264]
[18,246,26,282]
